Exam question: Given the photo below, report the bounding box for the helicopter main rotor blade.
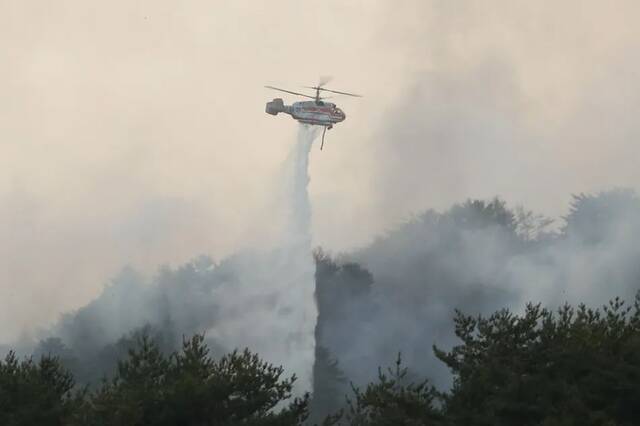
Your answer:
[303,86,362,97]
[265,86,315,99]
[318,87,363,97]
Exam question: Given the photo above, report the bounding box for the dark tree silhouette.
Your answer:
[563,189,640,243]
[86,333,309,425]
[344,354,444,426]
[435,295,640,425]
[310,346,348,424]
[0,351,85,426]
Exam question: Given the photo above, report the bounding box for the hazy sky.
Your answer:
[2,1,640,342]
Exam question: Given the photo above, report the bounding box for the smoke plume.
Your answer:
[312,190,640,414]
[206,124,318,392]
[13,125,319,395]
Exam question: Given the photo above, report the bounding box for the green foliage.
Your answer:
[342,354,444,426]
[0,351,85,426]
[434,294,640,426]
[86,333,309,426]
[4,291,640,425]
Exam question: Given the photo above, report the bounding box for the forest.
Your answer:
[2,189,640,425]
[2,294,639,425]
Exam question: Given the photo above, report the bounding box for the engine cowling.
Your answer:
[265,98,285,115]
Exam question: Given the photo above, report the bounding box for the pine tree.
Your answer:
[0,351,85,426]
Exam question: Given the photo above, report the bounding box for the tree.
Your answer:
[563,189,640,243]
[448,198,516,232]
[434,295,640,426]
[313,249,374,420]
[309,346,348,423]
[33,337,81,380]
[513,206,555,242]
[0,351,85,426]
[87,333,309,425]
[342,354,444,426]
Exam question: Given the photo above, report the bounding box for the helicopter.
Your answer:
[265,81,361,149]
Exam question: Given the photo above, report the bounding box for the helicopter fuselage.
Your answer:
[266,98,345,128]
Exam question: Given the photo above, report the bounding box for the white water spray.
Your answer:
[278,124,318,392]
[207,124,318,393]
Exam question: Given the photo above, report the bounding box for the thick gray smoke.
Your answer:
[15,125,319,395]
[313,190,640,409]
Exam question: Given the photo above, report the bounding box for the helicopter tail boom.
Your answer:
[266,98,288,115]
